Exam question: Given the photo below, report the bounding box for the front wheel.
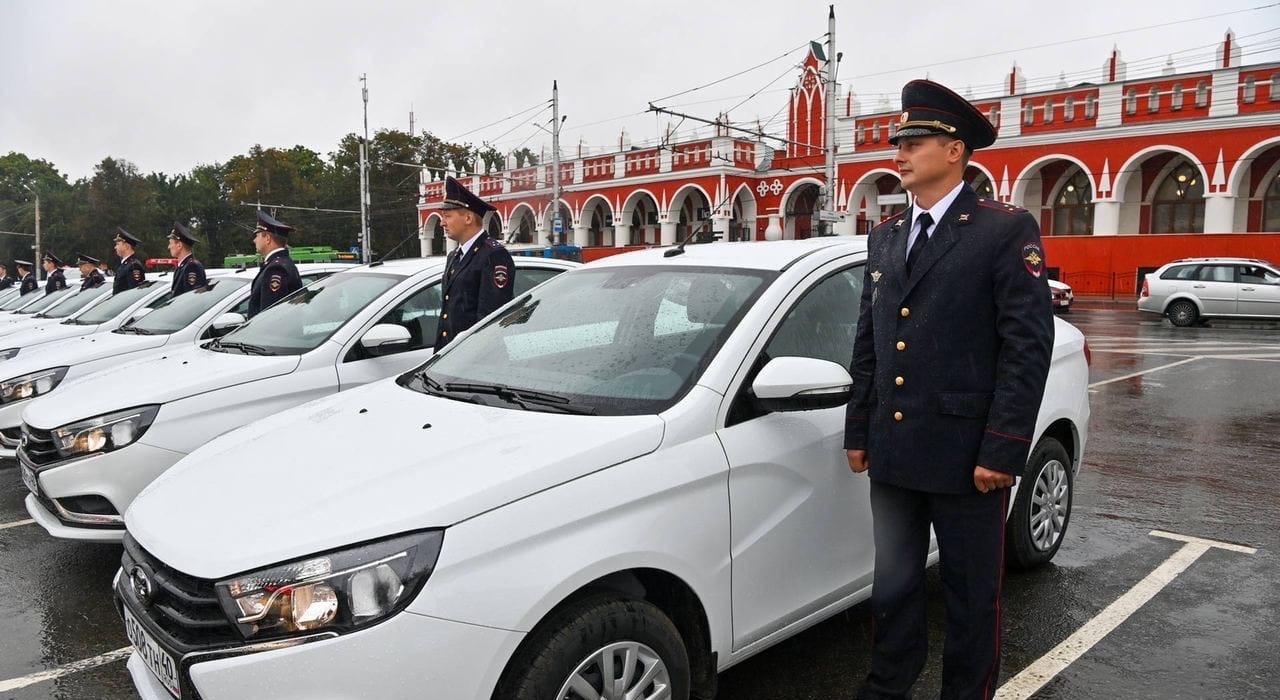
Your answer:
[1007,437,1073,569]
[492,594,691,700]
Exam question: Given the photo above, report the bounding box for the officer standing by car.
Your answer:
[843,80,1053,700]
[247,211,303,318]
[0,263,13,290]
[15,260,38,295]
[113,228,147,293]
[168,220,207,296]
[433,176,515,351]
[77,253,106,290]
[42,253,68,294]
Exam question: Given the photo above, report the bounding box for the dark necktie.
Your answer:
[446,249,458,280]
[906,212,933,274]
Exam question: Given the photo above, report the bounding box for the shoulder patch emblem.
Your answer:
[132,268,143,281]
[1022,243,1045,278]
[187,272,198,285]
[493,265,509,289]
[269,274,283,292]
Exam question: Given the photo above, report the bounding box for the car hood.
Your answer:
[0,316,63,339]
[0,321,104,351]
[127,380,665,579]
[22,346,302,429]
[0,331,168,381]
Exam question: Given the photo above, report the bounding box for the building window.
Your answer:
[1085,94,1097,119]
[1125,88,1138,115]
[872,122,880,143]
[1171,84,1184,110]
[1024,103,1035,125]
[1151,161,1205,234]
[1064,97,1075,121]
[1147,86,1160,113]
[1271,74,1280,101]
[1052,169,1094,235]
[855,125,865,144]
[1195,81,1209,108]
[988,105,1000,126]
[1243,76,1257,104]
[1044,99,1055,123]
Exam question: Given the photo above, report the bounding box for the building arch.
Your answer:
[420,213,444,256]
[507,203,538,244]
[1011,155,1097,209]
[621,189,661,245]
[965,162,997,200]
[781,177,825,239]
[847,169,905,234]
[580,194,615,246]
[481,210,504,240]
[1112,146,1209,233]
[729,184,758,242]
[1227,135,1280,198]
[1225,136,1280,232]
[669,183,714,243]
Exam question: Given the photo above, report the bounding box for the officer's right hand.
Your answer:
[846,449,869,473]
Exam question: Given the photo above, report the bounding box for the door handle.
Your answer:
[1192,284,1206,288]
[1241,287,1255,292]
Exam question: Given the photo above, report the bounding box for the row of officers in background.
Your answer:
[0,212,303,318]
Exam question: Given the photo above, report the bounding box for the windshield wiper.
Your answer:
[115,326,153,335]
[444,382,595,415]
[212,339,271,355]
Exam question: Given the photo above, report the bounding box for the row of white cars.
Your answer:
[6,240,1091,700]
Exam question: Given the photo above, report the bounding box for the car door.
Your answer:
[1191,264,1238,315]
[717,261,875,650]
[1235,264,1280,318]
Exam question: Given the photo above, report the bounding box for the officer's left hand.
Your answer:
[973,466,1014,493]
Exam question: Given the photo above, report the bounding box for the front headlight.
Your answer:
[215,530,444,640]
[0,366,69,404]
[0,348,19,361]
[51,405,160,458]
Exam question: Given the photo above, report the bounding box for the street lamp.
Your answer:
[21,183,41,281]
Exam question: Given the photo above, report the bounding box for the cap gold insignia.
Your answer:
[958,214,970,222]
[871,270,882,283]
[898,111,910,126]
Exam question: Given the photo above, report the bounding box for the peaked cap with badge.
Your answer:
[43,252,64,267]
[438,176,496,218]
[254,210,296,238]
[44,254,68,294]
[77,253,106,290]
[114,227,142,248]
[168,220,200,246]
[890,79,997,150]
[170,221,208,296]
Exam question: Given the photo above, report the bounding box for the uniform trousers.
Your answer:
[858,480,1010,700]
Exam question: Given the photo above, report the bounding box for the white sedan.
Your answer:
[112,238,1089,700]
[19,257,577,541]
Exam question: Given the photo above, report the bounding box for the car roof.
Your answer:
[584,238,869,271]
[1164,257,1273,266]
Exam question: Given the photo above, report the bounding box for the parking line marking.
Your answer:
[995,531,1255,700]
[1088,357,1200,388]
[0,647,130,692]
[0,518,34,530]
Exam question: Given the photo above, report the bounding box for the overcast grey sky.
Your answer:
[2,0,1277,180]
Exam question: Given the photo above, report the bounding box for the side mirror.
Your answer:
[751,356,853,412]
[360,323,412,356]
[210,312,247,336]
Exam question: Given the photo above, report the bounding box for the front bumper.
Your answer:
[123,596,521,700]
[20,441,185,540]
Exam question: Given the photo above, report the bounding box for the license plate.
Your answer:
[123,604,182,698]
[20,464,37,495]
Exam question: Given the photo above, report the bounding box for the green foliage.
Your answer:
[0,128,520,266]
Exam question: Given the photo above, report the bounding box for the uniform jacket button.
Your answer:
[442,313,448,319]
[442,330,449,337]
[895,376,904,386]
[900,307,910,318]
[896,341,906,351]
[893,411,904,421]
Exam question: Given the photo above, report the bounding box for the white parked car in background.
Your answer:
[113,239,1089,700]
[19,257,577,542]
[0,278,177,360]
[1048,278,1073,313]
[0,266,346,465]
[1138,257,1280,326]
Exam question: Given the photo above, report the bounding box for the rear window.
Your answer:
[1160,265,1199,281]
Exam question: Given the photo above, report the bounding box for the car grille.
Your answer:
[0,426,21,447]
[121,534,243,652]
[18,423,60,467]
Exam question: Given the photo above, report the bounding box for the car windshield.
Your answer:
[125,278,250,335]
[38,286,112,319]
[214,272,402,355]
[1,290,39,311]
[409,265,773,415]
[14,286,78,314]
[68,283,158,325]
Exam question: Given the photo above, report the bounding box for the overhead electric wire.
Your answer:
[447,100,553,142]
[651,39,818,103]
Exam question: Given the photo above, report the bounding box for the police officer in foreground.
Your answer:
[168,220,207,296]
[247,211,302,318]
[844,80,1053,700]
[0,263,14,290]
[113,228,147,293]
[15,261,38,295]
[42,253,68,294]
[77,253,106,291]
[433,175,515,351]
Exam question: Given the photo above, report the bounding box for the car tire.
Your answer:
[492,593,691,700]
[1166,299,1198,327]
[1007,437,1073,569]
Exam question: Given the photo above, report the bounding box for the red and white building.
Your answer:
[420,30,1280,295]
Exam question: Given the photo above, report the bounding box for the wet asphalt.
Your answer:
[0,307,1276,699]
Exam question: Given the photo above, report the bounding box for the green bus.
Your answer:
[223,246,361,268]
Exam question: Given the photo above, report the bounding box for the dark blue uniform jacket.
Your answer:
[115,256,147,294]
[433,232,515,351]
[247,249,302,318]
[844,186,1054,494]
[172,255,208,296]
[45,269,68,294]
